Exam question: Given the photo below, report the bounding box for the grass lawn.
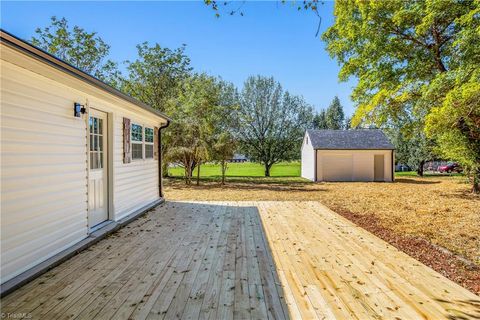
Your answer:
[395,171,464,177]
[165,163,480,268]
[168,162,300,178]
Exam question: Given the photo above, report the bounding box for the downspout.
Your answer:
[158,120,170,198]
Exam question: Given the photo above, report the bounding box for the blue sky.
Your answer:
[1,1,357,116]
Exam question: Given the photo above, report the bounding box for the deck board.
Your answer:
[1,201,478,319]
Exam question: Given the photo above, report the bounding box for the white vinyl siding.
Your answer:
[1,44,168,284]
[113,116,159,220]
[1,59,88,283]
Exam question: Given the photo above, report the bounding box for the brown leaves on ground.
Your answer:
[336,208,480,295]
[164,175,480,293]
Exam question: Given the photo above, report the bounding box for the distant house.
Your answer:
[229,153,249,163]
[301,129,395,182]
[0,30,171,288]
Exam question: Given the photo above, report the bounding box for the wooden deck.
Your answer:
[1,201,479,319]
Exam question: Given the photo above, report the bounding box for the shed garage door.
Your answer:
[322,154,353,181]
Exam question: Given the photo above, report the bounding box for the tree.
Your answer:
[313,97,347,130]
[121,42,192,113]
[31,16,119,84]
[323,0,480,192]
[313,109,328,129]
[386,118,436,176]
[425,72,480,192]
[213,132,237,185]
[236,76,314,176]
[165,74,222,184]
[344,116,352,130]
[121,42,193,177]
[325,96,345,129]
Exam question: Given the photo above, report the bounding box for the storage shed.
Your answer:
[0,30,170,288]
[301,129,395,182]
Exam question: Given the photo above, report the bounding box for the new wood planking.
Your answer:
[1,200,478,320]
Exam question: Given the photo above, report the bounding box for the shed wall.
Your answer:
[316,150,393,182]
[301,133,315,181]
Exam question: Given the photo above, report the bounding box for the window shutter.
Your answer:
[123,117,131,163]
[154,126,159,160]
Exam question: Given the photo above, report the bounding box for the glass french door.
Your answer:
[88,109,108,228]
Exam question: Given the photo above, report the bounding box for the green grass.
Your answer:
[394,171,419,177]
[168,163,464,181]
[395,171,464,177]
[168,162,300,178]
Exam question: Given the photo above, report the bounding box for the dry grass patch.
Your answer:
[165,176,480,265]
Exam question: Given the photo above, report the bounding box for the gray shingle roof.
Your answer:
[306,129,394,150]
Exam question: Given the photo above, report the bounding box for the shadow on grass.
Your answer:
[165,176,327,193]
[394,178,441,185]
[166,175,312,185]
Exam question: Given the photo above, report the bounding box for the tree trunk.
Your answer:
[185,158,192,185]
[184,165,190,185]
[162,161,169,178]
[190,161,196,178]
[264,163,272,177]
[196,161,201,186]
[221,160,226,185]
[473,168,480,194]
[417,160,425,177]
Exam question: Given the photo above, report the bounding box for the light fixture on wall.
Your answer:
[74,102,86,117]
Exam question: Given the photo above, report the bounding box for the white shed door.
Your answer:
[88,110,108,228]
[322,154,353,181]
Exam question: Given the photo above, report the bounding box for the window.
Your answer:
[131,123,143,160]
[89,116,104,169]
[145,127,154,159]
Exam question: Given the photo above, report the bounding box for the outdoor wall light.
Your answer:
[74,102,86,117]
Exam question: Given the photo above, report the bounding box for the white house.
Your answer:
[301,129,395,182]
[0,30,170,291]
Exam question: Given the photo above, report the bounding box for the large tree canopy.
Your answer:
[323,0,480,192]
[236,76,314,176]
[31,16,119,84]
[121,42,193,113]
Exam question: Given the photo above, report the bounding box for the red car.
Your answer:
[438,162,463,173]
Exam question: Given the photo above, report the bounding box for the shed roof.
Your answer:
[306,129,394,150]
[0,29,171,122]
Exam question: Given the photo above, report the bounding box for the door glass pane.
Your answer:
[98,152,103,169]
[90,152,98,170]
[96,135,100,151]
[89,115,106,170]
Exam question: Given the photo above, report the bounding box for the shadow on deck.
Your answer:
[0,201,289,320]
